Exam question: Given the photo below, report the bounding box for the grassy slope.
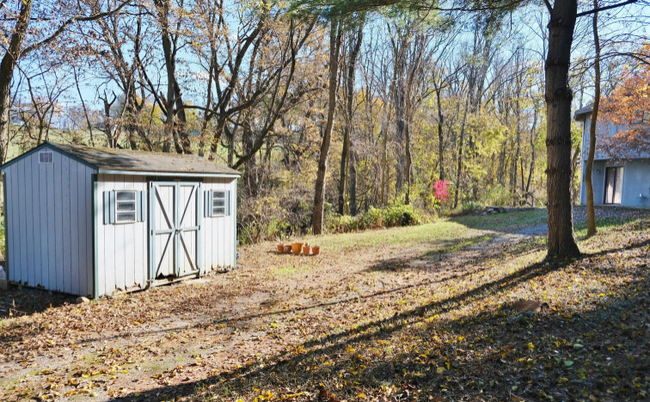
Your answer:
[302,209,549,252]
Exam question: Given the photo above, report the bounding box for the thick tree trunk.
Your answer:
[0,0,32,164]
[586,0,601,238]
[545,0,581,258]
[313,20,342,235]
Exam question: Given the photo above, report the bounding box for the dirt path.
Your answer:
[1,207,649,401]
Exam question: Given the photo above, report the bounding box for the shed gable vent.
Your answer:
[39,151,53,164]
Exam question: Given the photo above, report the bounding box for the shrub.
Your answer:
[459,201,484,215]
[358,207,383,230]
[325,203,422,234]
[327,214,358,233]
[381,203,421,227]
[483,184,511,206]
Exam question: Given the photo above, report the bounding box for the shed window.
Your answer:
[204,189,231,218]
[39,151,53,164]
[116,191,137,222]
[103,190,146,224]
[212,191,226,216]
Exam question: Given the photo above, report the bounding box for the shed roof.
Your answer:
[1,142,241,177]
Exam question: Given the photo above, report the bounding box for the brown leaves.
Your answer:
[2,210,650,401]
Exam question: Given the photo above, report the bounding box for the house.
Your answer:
[575,105,650,208]
[1,142,240,298]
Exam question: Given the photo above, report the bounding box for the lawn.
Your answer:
[1,207,650,401]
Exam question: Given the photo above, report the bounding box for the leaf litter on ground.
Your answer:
[1,207,650,401]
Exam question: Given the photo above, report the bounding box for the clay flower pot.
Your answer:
[312,246,320,256]
[291,242,304,255]
[283,245,292,253]
[277,244,285,253]
[302,245,311,255]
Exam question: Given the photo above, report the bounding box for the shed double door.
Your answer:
[150,182,202,279]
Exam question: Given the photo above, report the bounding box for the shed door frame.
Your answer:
[148,181,202,281]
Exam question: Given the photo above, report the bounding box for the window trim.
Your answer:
[212,190,226,217]
[115,189,137,223]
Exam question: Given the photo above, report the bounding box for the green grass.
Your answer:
[425,234,497,256]
[450,208,548,231]
[574,216,646,240]
[300,209,548,252]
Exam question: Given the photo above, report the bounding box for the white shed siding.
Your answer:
[5,149,95,295]
[201,178,237,273]
[95,174,148,297]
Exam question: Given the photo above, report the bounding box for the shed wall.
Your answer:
[5,149,95,295]
[201,178,237,273]
[95,174,149,297]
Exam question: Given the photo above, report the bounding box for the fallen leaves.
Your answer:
[1,209,650,401]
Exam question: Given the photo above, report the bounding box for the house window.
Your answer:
[604,167,624,204]
[39,151,53,164]
[212,190,226,216]
[115,190,137,222]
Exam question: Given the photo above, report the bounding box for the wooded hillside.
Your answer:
[1,0,647,245]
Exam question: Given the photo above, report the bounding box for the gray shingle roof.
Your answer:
[574,105,593,121]
[46,143,240,176]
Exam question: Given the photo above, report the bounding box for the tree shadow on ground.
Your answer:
[447,208,548,235]
[114,235,650,402]
[0,286,76,320]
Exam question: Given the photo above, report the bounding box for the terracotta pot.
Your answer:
[302,245,311,255]
[277,244,285,253]
[291,242,304,255]
[283,245,292,253]
[312,246,320,256]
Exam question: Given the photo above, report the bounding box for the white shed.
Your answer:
[1,142,240,298]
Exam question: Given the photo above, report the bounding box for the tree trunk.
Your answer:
[313,20,342,235]
[435,83,445,181]
[453,97,470,209]
[349,146,358,215]
[525,110,538,204]
[545,0,581,258]
[338,23,363,215]
[405,116,412,205]
[0,0,32,164]
[338,124,351,214]
[156,0,189,154]
[586,0,601,238]
[394,83,406,194]
[379,102,389,205]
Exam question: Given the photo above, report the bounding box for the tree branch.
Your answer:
[576,0,638,17]
[21,0,133,57]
